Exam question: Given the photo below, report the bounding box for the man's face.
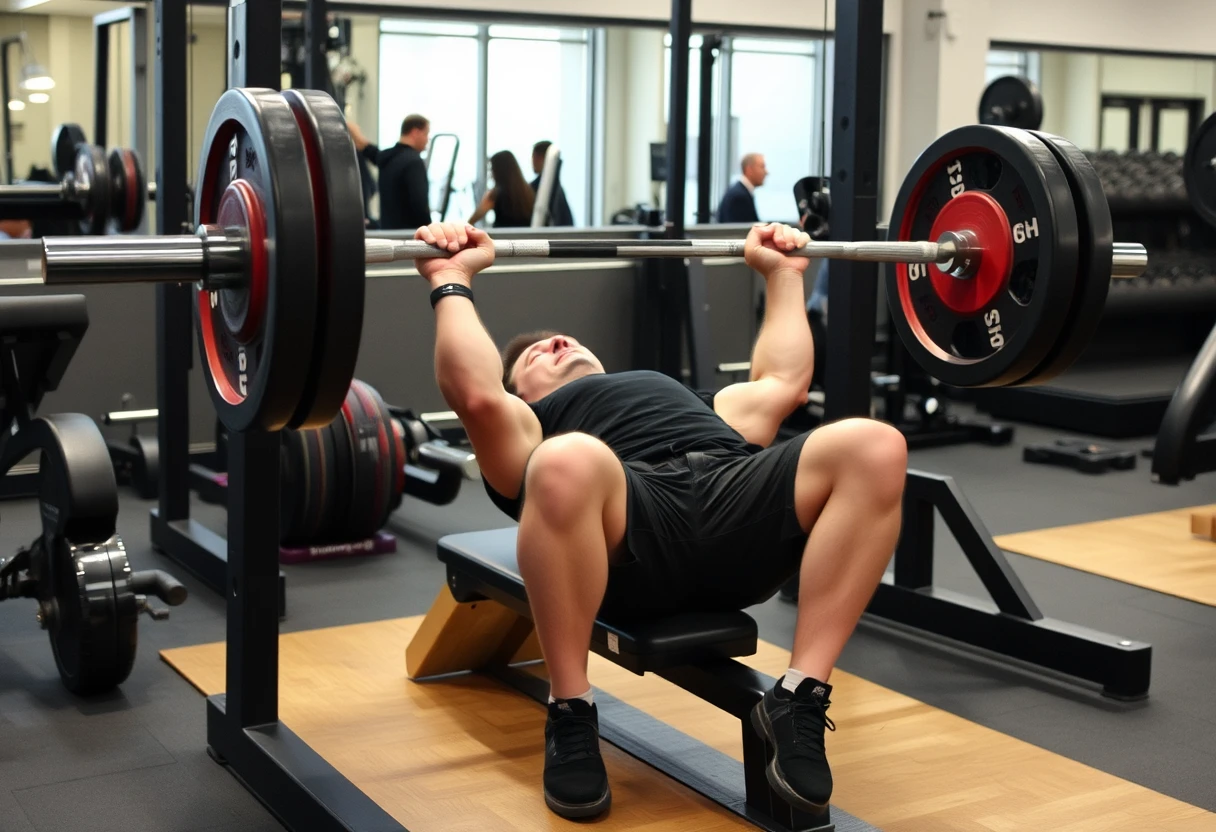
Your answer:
[407,125,430,150]
[746,156,768,187]
[532,152,545,175]
[510,334,605,402]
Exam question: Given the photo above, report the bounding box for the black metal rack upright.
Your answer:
[147,0,286,617]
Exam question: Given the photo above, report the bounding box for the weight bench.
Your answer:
[407,528,851,832]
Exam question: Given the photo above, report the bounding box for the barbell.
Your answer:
[1,87,1150,432]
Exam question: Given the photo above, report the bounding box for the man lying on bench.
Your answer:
[414,220,907,819]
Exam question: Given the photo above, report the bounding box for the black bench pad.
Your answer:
[438,528,758,674]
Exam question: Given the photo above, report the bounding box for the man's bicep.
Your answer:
[713,378,802,448]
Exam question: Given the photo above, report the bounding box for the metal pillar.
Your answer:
[822,0,883,421]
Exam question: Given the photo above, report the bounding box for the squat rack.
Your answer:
[149,0,1151,829]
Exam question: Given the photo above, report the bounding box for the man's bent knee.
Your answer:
[524,433,624,527]
[799,419,907,501]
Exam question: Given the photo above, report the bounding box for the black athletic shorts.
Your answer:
[599,431,811,619]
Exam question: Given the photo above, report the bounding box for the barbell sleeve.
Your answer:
[39,231,245,286]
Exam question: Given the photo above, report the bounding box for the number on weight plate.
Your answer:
[238,348,248,396]
[1012,217,1039,244]
[908,262,927,281]
[948,159,965,197]
[984,308,1005,349]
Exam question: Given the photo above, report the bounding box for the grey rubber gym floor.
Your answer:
[2,410,1215,831]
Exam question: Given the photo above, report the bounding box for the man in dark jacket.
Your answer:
[348,115,432,230]
[529,140,575,227]
[717,152,768,223]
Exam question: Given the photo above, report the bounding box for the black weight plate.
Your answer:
[885,125,1080,388]
[107,148,145,232]
[1019,131,1115,386]
[106,536,139,689]
[52,123,86,180]
[195,88,319,433]
[323,407,354,542]
[279,430,308,543]
[979,76,1044,130]
[74,144,110,235]
[47,536,135,695]
[344,381,385,540]
[300,426,329,542]
[1184,111,1216,230]
[280,90,366,430]
[351,380,398,531]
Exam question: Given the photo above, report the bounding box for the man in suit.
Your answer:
[529,140,575,226]
[717,152,768,223]
[348,114,432,231]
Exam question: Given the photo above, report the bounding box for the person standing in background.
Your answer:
[348,115,432,230]
[717,153,768,223]
[469,150,536,229]
[529,140,575,227]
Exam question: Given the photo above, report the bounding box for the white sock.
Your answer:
[781,668,808,694]
[549,688,594,706]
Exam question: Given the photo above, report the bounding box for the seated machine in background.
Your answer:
[0,295,185,694]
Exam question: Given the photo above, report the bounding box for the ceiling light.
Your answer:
[7,99,24,111]
[27,92,48,104]
[19,64,54,92]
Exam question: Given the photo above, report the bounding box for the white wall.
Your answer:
[988,0,1216,56]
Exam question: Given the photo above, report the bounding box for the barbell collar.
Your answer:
[1111,243,1148,279]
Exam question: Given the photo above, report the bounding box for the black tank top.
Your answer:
[484,370,753,519]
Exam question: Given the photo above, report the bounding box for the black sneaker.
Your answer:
[543,699,611,819]
[750,677,836,812]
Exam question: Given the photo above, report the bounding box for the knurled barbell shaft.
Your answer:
[364,237,953,266]
[365,236,1149,279]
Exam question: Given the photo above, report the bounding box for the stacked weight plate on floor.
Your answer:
[280,380,406,546]
[885,124,1120,388]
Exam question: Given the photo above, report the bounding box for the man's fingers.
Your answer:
[455,223,469,248]
[416,225,436,245]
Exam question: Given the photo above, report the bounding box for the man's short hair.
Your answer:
[532,140,552,159]
[740,152,761,173]
[400,114,429,136]
[502,329,561,395]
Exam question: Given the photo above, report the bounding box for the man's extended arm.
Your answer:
[417,222,541,496]
[713,224,815,446]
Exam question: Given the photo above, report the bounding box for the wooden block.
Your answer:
[1191,512,1216,541]
[405,583,534,680]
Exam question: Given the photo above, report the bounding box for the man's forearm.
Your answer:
[432,287,506,411]
[750,269,814,387]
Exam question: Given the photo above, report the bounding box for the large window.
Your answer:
[379,21,480,221]
[664,34,827,224]
[486,25,590,225]
[729,38,820,223]
[378,19,593,226]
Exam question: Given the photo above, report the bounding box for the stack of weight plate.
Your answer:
[280,379,407,546]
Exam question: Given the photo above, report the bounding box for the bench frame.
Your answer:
[408,573,836,832]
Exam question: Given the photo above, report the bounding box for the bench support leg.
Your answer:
[406,584,539,680]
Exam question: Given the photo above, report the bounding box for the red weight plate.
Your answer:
[927,191,1013,315]
[351,381,399,531]
[345,381,388,539]
[195,88,318,432]
[886,126,1080,388]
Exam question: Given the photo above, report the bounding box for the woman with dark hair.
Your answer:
[469,150,535,228]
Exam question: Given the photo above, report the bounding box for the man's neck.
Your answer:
[740,176,756,194]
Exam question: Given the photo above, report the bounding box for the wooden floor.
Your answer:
[996,503,1216,607]
[162,617,1214,832]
